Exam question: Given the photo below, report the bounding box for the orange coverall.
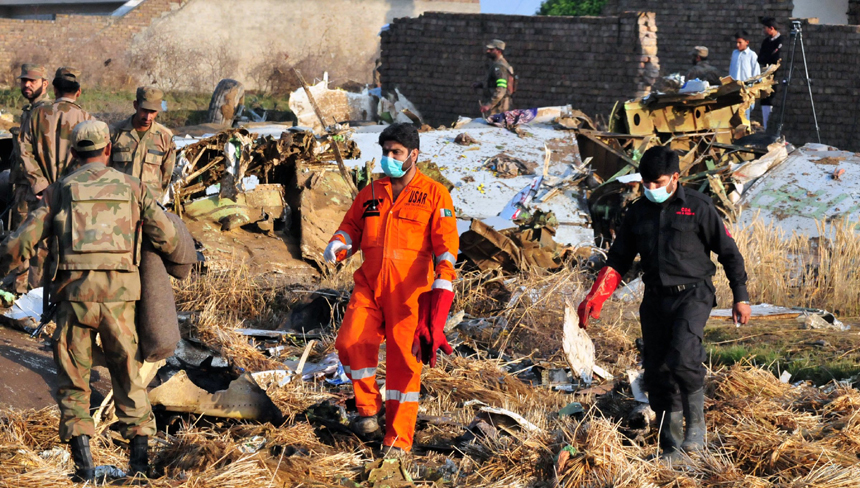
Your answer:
[332,171,459,450]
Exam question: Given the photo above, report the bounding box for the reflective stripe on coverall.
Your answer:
[332,171,458,450]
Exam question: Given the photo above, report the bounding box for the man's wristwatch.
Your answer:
[735,300,750,305]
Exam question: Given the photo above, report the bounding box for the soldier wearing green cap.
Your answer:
[10,64,51,229]
[0,119,180,482]
[109,87,176,201]
[472,39,515,116]
[4,64,52,293]
[16,67,92,290]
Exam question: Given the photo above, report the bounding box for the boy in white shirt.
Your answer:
[729,31,761,122]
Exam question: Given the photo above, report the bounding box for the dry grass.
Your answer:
[715,216,860,315]
[4,220,860,487]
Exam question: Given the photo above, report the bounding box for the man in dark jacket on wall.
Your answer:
[759,16,783,129]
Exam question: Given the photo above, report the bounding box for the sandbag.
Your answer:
[137,238,180,362]
[163,212,198,280]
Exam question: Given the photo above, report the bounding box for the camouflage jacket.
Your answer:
[0,162,179,302]
[20,97,93,195]
[10,91,52,185]
[109,116,176,201]
[685,61,723,87]
[484,57,513,107]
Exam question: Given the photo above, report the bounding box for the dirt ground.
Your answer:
[0,325,112,410]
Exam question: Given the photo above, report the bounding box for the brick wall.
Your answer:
[603,0,794,76]
[380,11,659,127]
[777,22,860,150]
[0,0,188,85]
[601,1,860,150]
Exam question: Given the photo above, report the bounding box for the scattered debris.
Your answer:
[738,143,860,235]
[795,309,849,331]
[709,303,801,321]
[454,133,477,146]
[148,370,282,421]
[482,153,537,178]
[363,458,414,488]
[0,287,43,333]
[561,303,594,385]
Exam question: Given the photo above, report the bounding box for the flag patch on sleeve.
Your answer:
[440,208,454,218]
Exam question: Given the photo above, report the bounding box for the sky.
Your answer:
[481,0,544,15]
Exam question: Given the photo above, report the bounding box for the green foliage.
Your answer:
[537,0,607,16]
[707,344,860,386]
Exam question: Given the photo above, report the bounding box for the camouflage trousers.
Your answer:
[9,185,47,293]
[485,96,511,116]
[52,301,156,442]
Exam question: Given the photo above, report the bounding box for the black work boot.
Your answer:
[69,435,95,482]
[657,410,684,462]
[681,389,706,452]
[128,435,149,477]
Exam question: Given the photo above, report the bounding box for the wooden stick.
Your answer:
[183,156,224,186]
[295,339,317,375]
[292,68,358,198]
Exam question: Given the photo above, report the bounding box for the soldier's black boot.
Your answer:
[681,389,706,452]
[128,435,149,477]
[69,435,95,482]
[657,411,684,462]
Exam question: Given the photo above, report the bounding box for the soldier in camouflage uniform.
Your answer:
[0,120,179,482]
[20,67,93,197]
[474,39,515,116]
[685,46,723,87]
[11,63,52,231]
[109,87,176,201]
[4,64,52,294]
[18,67,92,290]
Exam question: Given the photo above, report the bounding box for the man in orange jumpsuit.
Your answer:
[325,123,459,455]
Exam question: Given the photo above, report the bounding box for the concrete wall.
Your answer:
[130,0,480,90]
[380,11,659,126]
[793,0,848,24]
[0,0,480,90]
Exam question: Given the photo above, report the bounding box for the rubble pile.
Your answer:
[569,66,787,244]
[169,127,360,272]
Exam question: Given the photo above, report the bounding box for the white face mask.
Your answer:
[643,180,676,203]
[380,152,413,178]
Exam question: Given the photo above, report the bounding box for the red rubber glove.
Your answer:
[577,267,621,329]
[412,286,455,367]
[412,293,432,363]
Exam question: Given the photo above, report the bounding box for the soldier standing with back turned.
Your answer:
[109,87,176,201]
[473,39,515,117]
[0,120,179,482]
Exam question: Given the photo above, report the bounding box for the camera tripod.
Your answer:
[774,20,821,143]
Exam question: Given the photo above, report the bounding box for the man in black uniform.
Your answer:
[759,16,783,129]
[577,146,751,461]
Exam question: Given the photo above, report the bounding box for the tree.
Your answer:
[537,0,607,16]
